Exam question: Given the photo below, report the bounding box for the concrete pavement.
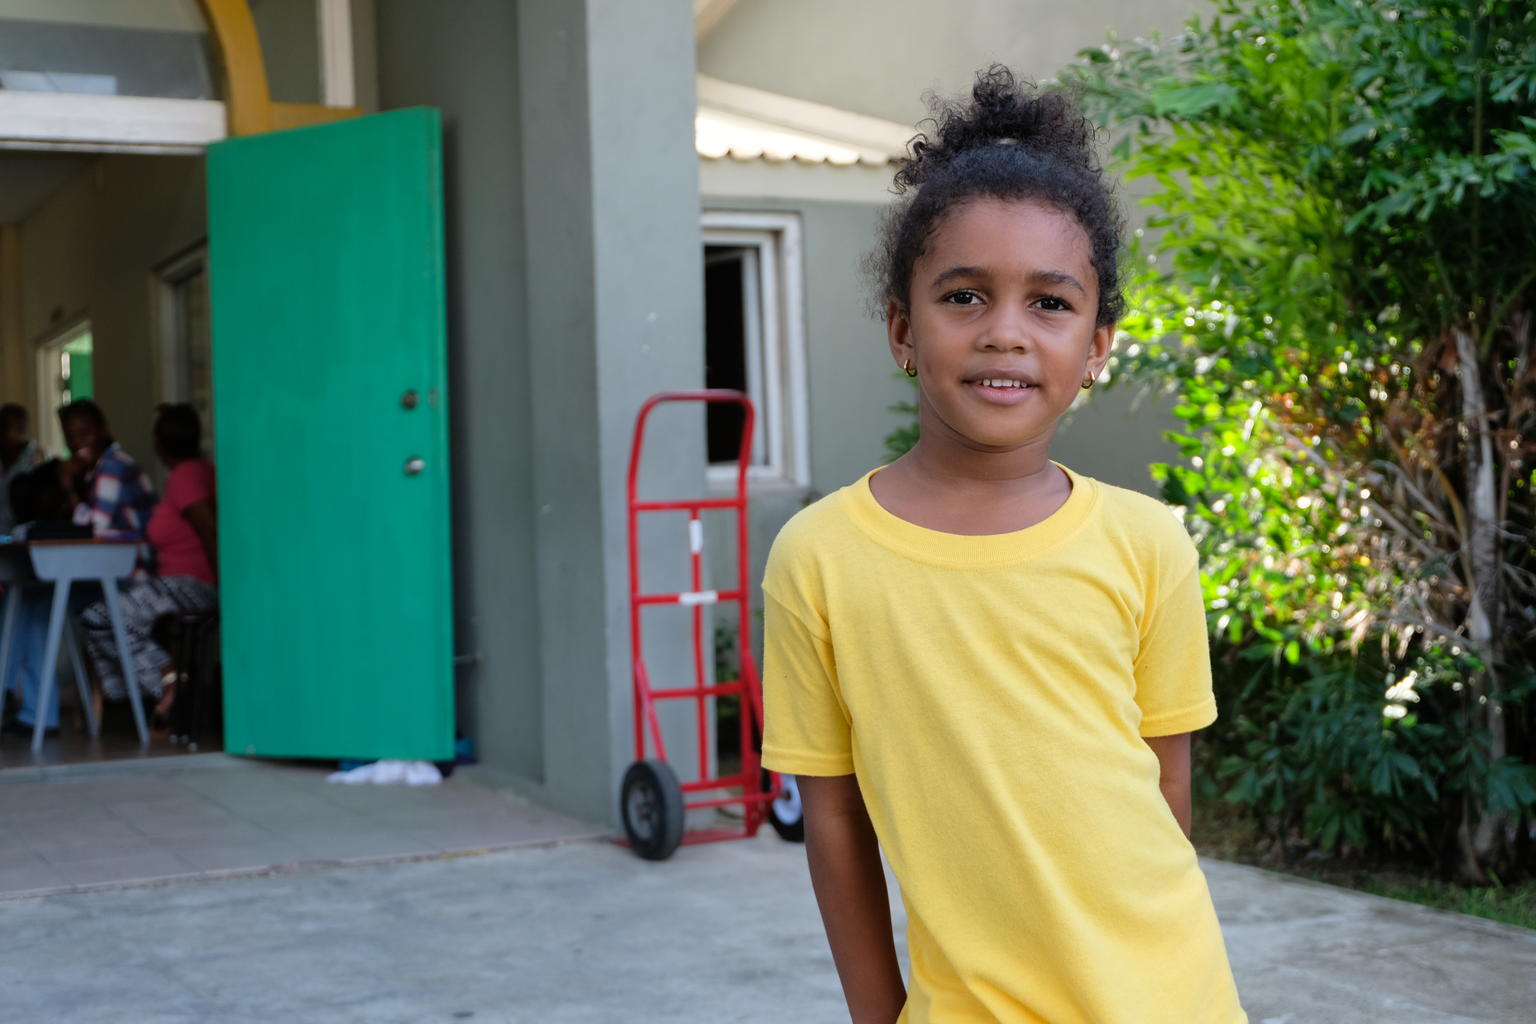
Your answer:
[0,755,599,895]
[3,827,1534,1022]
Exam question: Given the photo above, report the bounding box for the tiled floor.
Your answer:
[0,755,602,897]
[0,722,203,769]
[0,684,206,769]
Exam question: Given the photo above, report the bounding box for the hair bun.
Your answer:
[894,65,1097,194]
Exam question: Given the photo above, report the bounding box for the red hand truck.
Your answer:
[618,390,803,860]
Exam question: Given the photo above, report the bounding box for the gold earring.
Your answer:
[1080,377,1096,391]
[904,360,918,378]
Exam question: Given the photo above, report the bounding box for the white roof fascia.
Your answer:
[0,91,225,152]
[700,159,896,205]
[696,74,912,167]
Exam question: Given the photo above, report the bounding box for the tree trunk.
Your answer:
[1451,325,1508,882]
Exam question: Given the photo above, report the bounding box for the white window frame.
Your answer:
[702,211,809,488]
[155,245,208,403]
[0,91,226,154]
[318,0,356,108]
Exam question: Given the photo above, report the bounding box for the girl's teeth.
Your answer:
[980,379,1026,388]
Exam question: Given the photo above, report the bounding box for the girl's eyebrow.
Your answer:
[1032,269,1088,296]
[929,265,1087,296]
[930,265,985,288]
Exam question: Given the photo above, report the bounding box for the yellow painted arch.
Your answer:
[195,0,362,136]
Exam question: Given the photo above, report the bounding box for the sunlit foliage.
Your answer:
[1072,0,1536,879]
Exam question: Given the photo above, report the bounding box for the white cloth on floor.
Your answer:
[325,759,442,786]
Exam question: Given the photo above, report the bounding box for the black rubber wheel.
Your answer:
[620,759,685,860]
[763,769,805,843]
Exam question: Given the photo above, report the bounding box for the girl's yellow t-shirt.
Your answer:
[761,464,1247,1024]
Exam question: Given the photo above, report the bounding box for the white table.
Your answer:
[0,539,146,752]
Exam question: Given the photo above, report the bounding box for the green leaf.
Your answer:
[1150,81,1237,117]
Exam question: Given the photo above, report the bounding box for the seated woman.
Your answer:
[79,405,216,720]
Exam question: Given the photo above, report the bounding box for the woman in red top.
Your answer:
[79,404,217,719]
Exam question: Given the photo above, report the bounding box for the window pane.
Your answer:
[0,1,217,100]
[704,246,749,464]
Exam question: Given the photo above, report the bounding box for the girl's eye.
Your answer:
[943,290,983,306]
[1036,295,1072,312]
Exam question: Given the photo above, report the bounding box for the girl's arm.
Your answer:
[799,773,906,1024]
[1143,732,1193,836]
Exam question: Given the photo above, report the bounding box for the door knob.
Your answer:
[404,456,426,476]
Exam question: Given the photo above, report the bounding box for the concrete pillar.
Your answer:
[376,0,703,823]
[518,0,704,822]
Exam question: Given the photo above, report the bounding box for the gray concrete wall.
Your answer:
[349,0,378,113]
[251,0,322,105]
[517,0,705,821]
[379,0,705,823]
[374,0,542,782]
[699,0,1204,125]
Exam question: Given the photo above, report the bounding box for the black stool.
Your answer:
[154,610,220,750]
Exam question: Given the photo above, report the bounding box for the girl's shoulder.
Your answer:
[763,477,869,588]
[768,484,858,557]
[1072,471,1199,572]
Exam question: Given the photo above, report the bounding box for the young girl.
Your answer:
[760,67,1247,1023]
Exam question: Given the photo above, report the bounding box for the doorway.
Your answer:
[34,319,93,458]
[0,150,219,769]
[1,111,457,771]
[0,2,455,773]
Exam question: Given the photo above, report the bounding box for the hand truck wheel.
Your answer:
[621,759,685,860]
[762,769,805,843]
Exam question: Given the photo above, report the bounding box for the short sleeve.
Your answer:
[760,590,855,776]
[1133,563,1217,736]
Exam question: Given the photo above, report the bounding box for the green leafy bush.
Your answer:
[1071,0,1536,879]
[883,377,920,462]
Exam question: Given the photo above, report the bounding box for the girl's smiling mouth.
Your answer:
[965,374,1039,402]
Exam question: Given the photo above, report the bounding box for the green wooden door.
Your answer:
[207,109,453,761]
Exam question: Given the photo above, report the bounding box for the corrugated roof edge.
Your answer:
[696,74,913,166]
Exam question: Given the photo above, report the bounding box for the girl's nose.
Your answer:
[977,304,1031,352]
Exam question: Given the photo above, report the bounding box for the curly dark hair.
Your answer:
[58,397,106,428]
[869,65,1125,327]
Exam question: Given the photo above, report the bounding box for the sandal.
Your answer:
[151,674,179,730]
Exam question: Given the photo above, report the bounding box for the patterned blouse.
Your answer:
[77,442,159,537]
